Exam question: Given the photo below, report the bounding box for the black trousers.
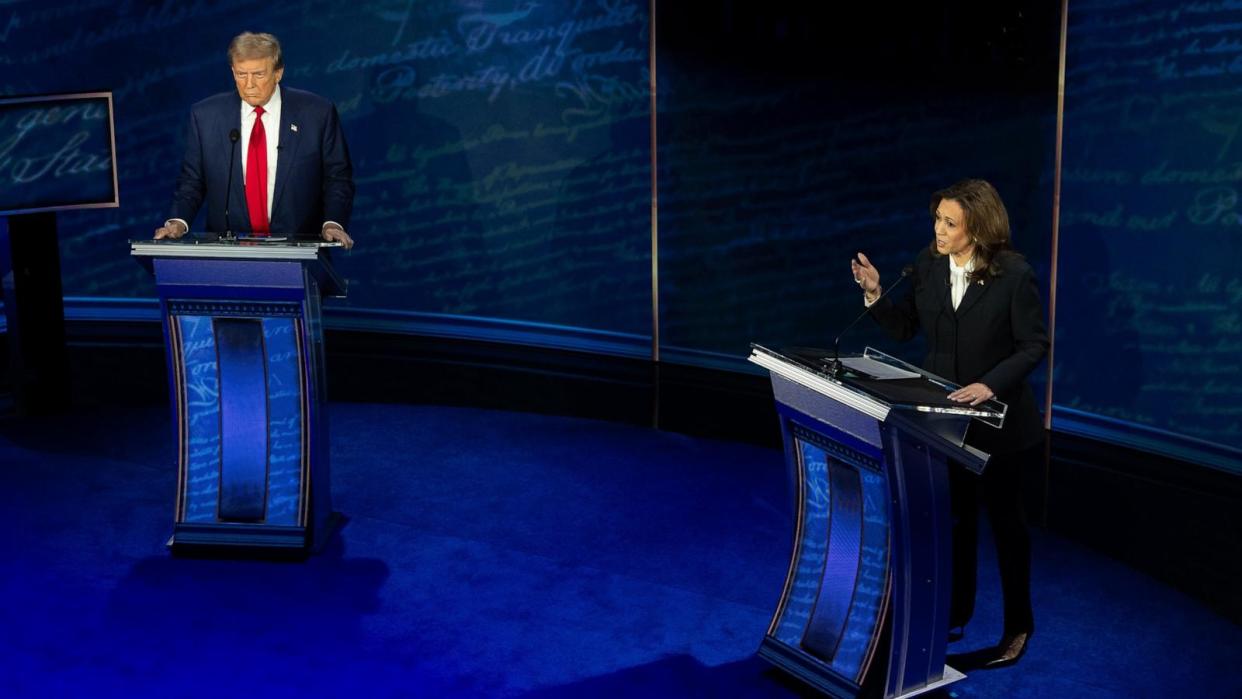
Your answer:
[948,446,1036,636]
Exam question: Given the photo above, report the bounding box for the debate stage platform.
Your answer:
[1,401,1238,698]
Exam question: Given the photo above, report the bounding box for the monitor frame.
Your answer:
[0,90,120,216]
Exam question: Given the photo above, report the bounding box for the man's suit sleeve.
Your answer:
[320,104,354,229]
[979,265,1049,395]
[169,110,206,225]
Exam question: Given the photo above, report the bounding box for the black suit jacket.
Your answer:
[869,248,1049,455]
[170,86,354,239]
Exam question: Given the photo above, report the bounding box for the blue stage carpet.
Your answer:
[1,403,1238,698]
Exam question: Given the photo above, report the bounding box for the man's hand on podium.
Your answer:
[321,222,354,250]
[154,219,188,240]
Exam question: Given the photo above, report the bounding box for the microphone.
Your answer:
[828,264,915,378]
[222,128,240,240]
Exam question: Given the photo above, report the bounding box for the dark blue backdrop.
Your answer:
[1057,0,1242,469]
[4,0,654,342]
[654,4,1058,374]
[1,0,1239,471]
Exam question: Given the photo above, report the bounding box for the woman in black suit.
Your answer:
[850,179,1048,669]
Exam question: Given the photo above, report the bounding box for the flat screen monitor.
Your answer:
[0,91,119,215]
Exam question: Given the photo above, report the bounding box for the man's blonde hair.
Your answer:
[228,32,283,69]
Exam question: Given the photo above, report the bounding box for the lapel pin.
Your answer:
[290,123,298,132]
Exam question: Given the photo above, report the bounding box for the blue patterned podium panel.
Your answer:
[171,306,307,529]
[767,422,891,688]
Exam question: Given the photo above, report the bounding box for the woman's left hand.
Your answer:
[949,382,995,406]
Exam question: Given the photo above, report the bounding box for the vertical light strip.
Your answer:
[649,0,660,363]
[1041,0,1070,527]
[1045,0,1069,430]
[170,313,188,522]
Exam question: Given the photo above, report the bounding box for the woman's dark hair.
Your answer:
[928,178,1019,282]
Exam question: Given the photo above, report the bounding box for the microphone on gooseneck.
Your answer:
[828,264,915,378]
[223,128,240,240]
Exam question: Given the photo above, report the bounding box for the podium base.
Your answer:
[897,666,966,698]
[165,512,345,555]
[167,522,307,549]
[758,637,966,698]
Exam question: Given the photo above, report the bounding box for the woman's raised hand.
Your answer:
[850,252,881,298]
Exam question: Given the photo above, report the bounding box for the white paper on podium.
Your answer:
[841,356,921,380]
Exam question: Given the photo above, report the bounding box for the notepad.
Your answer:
[840,356,920,380]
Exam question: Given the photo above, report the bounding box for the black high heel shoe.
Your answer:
[946,628,1032,671]
[980,629,1032,669]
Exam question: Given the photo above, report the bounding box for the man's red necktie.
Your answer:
[245,106,269,236]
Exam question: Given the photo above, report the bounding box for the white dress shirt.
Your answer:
[240,84,281,221]
[949,254,975,310]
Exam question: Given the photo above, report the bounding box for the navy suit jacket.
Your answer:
[170,86,354,239]
[868,248,1049,455]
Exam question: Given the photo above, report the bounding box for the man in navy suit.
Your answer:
[154,31,355,248]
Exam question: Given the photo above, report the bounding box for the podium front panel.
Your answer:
[753,349,967,698]
[132,243,341,552]
[768,420,892,684]
[170,305,310,533]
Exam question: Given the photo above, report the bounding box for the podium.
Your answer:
[132,239,345,552]
[749,345,1005,698]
